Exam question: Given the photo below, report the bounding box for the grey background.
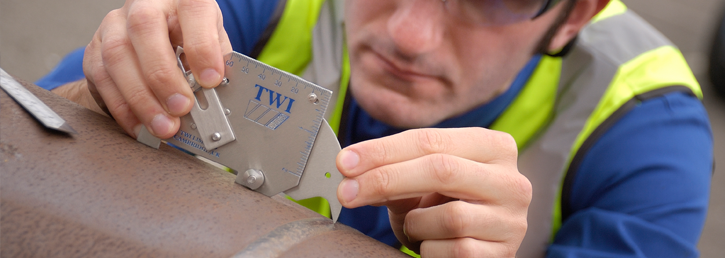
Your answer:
[1,0,724,256]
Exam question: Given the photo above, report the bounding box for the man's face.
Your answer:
[345,0,567,128]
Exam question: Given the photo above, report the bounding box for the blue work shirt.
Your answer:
[37,0,712,256]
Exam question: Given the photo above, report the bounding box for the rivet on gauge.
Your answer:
[212,132,222,141]
[308,93,319,104]
[190,123,197,130]
[241,169,265,190]
[221,77,229,85]
[224,108,231,116]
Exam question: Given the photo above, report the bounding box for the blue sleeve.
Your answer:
[35,0,279,90]
[35,47,86,90]
[548,92,713,257]
[217,0,279,55]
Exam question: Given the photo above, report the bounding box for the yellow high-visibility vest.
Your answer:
[253,0,701,256]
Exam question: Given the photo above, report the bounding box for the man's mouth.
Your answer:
[371,49,440,83]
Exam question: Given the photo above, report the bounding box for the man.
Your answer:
[38,0,712,257]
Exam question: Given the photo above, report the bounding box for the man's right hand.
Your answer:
[79,0,232,138]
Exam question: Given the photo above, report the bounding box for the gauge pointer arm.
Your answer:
[282,119,344,222]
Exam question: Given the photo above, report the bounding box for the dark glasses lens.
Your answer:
[444,0,563,26]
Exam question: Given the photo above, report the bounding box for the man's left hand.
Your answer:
[336,128,531,257]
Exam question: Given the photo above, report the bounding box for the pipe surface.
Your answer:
[0,79,408,258]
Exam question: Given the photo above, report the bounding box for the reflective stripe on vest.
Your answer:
[506,1,701,257]
[250,0,701,257]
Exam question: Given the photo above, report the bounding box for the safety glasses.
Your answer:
[442,0,564,26]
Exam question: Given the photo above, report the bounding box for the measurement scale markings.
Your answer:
[285,166,303,177]
[299,126,315,135]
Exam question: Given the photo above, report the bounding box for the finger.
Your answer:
[126,0,194,117]
[169,18,232,71]
[419,237,519,258]
[84,34,112,117]
[177,0,228,88]
[337,128,518,177]
[84,10,142,137]
[83,9,117,107]
[385,194,455,253]
[218,26,233,54]
[85,49,142,136]
[90,64,143,137]
[340,153,529,207]
[386,193,451,215]
[403,201,526,243]
[168,13,232,55]
[99,10,179,139]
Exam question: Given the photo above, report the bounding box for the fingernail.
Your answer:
[199,68,221,87]
[340,150,359,171]
[403,224,410,242]
[150,114,173,136]
[133,124,143,138]
[166,93,190,115]
[341,179,359,203]
[403,222,414,243]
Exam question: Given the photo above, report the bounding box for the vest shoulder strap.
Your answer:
[512,1,702,256]
[256,0,326,77]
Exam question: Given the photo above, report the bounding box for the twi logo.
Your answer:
[244,84,296,130]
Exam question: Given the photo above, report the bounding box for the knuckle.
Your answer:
[183,38,219,59]
[452,238,478,258]
[498,211,528,243]
[101,9,122,28]
[123,86,152,109]
[369,169,393,198]
[429,154,458,186]
[442,202,470,236]
[107,8,125,20]
[520,176,533,202]
[83,44,100,79]
[367,140,391,167]
[100,36,131,65]
[501,240,523,257]
[512,175,533,207]
[101,8,125,27]
[501,241,520,258]
[493,131,518,159]
[177,0,223,55]
[145,66,179,88]
[512,216,528,237]
[415,129,449,154]
[108,101,131,119]
[89,68,113,91]
[126,6,162,35]
[178,0,218,12]
[85,39,99,60]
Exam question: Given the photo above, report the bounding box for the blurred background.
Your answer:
[1,0,723,256]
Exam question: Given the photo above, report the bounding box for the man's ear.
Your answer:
[548,0,611,51]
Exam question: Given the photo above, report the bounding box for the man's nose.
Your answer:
[387,0,446,57]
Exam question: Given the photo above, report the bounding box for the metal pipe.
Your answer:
[0,79,407,258]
